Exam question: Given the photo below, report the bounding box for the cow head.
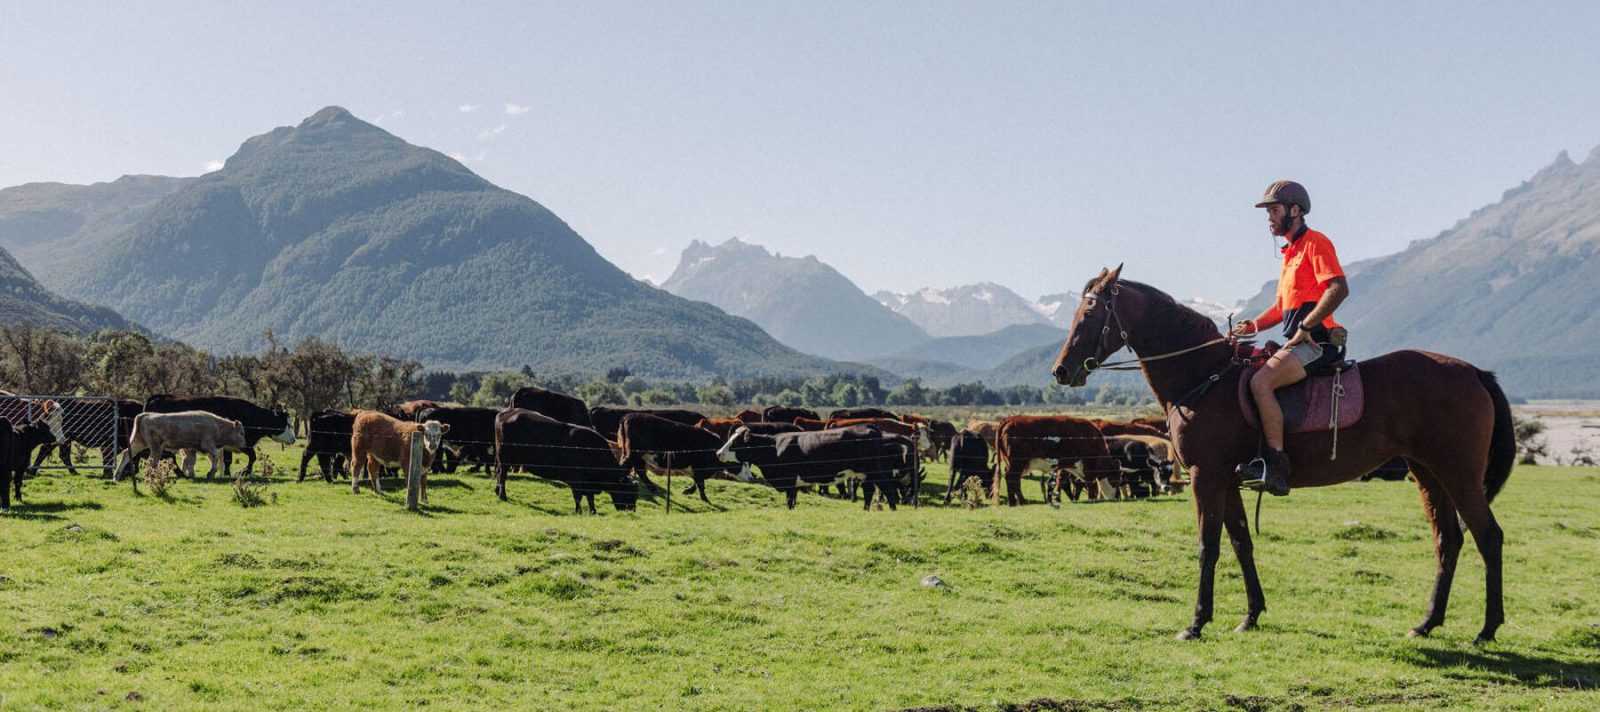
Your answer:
[270,407,296,445]
[715,426,750,463]
[420,420,450,452]
[42,401,66,443]
[913,424,932,452]
[223,419,251,452]
[608,474,640,511]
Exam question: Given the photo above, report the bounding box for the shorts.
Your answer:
[1284,341,1324,368]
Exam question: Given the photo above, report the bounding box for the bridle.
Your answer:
[1075,283,1129,377]
[1074,282,1233,376]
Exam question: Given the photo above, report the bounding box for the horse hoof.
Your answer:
[1234,619,1258,633]
[1176,628,1201,641]
[1473,634,1495,646]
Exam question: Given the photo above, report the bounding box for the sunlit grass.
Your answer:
[2,444,1596,710]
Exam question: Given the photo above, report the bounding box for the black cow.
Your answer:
[617,413,747,504]
[143,395,294,476]
[508,387,592,428]
[926,420,958,461]
[761,406,820,424]
[1362,456,1412,482]
[30,398,142,479]
[1107,435,1175,498]
[3,418,59,509]
[715,425,918,510]
[588,406,706,440]
[828,407,898,421]
[416,406,501,473]
[299,409,355,483]
[944,429,993,504]
[493,408,639,512]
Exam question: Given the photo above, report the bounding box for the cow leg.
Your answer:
[299,449,313,482]
[585,492,597,515]
[181,449,198,479]
[494,462,509,501]
[785,487,799,509]
[696,474,711,504]
[350,453,364,494]
[571,490,583,514]
[29,444,55,476]
[242,447,257,475]
[860,481,875,510]
[368,456,384,494]
[884,482,900,511]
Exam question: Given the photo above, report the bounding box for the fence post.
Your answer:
[406,431,424,510]
[664,451,672,515]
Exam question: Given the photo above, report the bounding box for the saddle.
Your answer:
[1239,360,1364,435]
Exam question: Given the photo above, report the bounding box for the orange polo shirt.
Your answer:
[1264,227,1344,331]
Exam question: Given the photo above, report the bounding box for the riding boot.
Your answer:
[1236,447,1292,496]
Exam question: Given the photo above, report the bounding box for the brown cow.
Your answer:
[116,411,250,482]
[734,408,764,424]
[696,417,745,441]
[397,400,439,420]
[1092,419,1168,439]
[994,415,1117,506]
[825,417,932,453]
[791,417,829,432]
[349,411,450,502]
[966,420,1001,455]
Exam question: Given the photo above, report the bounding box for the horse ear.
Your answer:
[1108,263,1123,283]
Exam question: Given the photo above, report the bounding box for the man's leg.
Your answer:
[1238,344,1314,495]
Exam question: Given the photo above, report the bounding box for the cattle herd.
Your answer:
[0,387,1187,514]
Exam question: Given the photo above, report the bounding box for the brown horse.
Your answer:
[1051,266,1515,643]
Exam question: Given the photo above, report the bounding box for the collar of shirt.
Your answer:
[1279,224,1311,256]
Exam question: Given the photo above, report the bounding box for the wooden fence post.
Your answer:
[406,431,424,510]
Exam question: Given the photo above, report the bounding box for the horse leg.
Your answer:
[1448,485,1504,643]
[1224,488,1267,631]
[1179,470,1227,640]
[1407,465,1462,638]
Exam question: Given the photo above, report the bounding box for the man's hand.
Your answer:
[1230,319,1258,338]
[1284,326,1312,347]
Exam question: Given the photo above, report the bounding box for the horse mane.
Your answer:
[1116,279,1223,347]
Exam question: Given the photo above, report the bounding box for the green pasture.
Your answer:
[1,443,1597,710]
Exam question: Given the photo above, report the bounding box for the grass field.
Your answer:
[1,443,1597,710]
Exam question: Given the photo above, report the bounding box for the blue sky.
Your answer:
[3,2,1598,303]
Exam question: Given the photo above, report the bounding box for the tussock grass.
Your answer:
[1,445,1597,710]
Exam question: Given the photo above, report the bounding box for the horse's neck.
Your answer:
[1126,315,1230,409]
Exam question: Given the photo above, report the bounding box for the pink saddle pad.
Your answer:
[1239,363,1364,433]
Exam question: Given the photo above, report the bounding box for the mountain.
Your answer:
[873,282,1054,337]
[875,322,1064,370]
[0,245,135,334]
[660,238,930,361]
[1239,148,1600,397]
[1032,292,1080,328]
[20,107,851,379]
[0,175,192,282]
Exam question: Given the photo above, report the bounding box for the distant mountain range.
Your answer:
[0,108,849,380]
[873,282,1059,337]
[0,175,192,282]
[1241,148,1600,397]
[659,238,930,361]
[0,246,135,335]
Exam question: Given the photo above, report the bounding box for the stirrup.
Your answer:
[1237,458,1268,490]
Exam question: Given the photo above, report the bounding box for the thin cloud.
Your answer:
[478,123,507,139]
[458,104,481,113]
[504,103,531,115]
[202,160,225,174]
[373,110,406,125]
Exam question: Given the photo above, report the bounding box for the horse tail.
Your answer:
[1476,369,1516,503]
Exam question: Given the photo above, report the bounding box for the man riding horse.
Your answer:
[1229,180,1350,496]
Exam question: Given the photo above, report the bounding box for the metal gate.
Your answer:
[0,394,124,475]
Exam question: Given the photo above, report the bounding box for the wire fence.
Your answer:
[16,399,1177,509]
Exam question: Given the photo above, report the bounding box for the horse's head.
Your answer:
[1052,264,1133,387]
